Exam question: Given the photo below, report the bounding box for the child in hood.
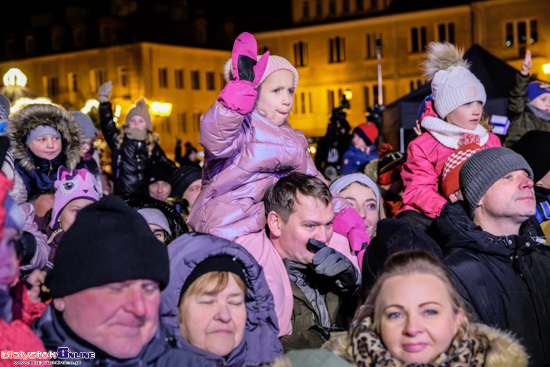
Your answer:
[188,32,367,251]
[396,42,501,229]
[98,83,176,197]
[7,104,85,204]
[505,50,550,146]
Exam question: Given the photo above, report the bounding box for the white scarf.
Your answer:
[421,116,490,149]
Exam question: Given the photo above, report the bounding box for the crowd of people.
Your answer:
[0,32,549,367]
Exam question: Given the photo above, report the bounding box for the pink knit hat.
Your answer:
[223,54,299,90]
[49,167,100,229]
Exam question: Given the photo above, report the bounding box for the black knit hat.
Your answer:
[146,163,173,186]
[362,218,442,292]
[170,165,202,197]
[510,130,550,184]
[459,147,533,219]
[178,255,248,304]
[46,195,170,298]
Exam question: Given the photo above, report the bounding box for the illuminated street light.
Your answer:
[11,97,52,113]
[150,101,172,117]
[344,90,352,101]
[81,99,99,114]
[3,68,27,87]
[543,63,550,74]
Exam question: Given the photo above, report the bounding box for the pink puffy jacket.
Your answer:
[188,101,325,240]
[398,131,501,218]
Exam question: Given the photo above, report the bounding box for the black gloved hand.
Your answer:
[15,231,37,266]
[311,240,360,294]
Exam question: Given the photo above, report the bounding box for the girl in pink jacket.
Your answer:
[188,33,367,247]
[397,42,501,227]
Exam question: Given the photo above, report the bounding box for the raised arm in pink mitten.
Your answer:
[218,32,270,114]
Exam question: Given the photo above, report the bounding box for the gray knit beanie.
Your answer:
[459,147,533,219]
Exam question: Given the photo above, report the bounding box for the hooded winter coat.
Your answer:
[188,101,325,240]
[505,72,550,147]
[323,318,528,367]
[7,104,84,203]
[33,304,207,367]
[99,101,176,197]
[432,201,550,366]
[159,232,283,367]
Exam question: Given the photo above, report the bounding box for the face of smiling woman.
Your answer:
[377,272,464,364]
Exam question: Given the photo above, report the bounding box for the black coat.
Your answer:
[99,102,176,197]
[33,304,212,366]
[432,202,550,367]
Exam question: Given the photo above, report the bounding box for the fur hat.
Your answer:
[460,147,533,219]
[0,93,10,131]
[72,112,98,139]
[223,55,299,90]
[170,165,202,198]
[46,195,169,298]
[441,142,482,199]
[353,122,379,146]
[423,42,486,119]
[138,208,172,236]
[49,167,100,230]
[125,99,152,130]
[526,81,550,102]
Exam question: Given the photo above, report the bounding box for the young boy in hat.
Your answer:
[505,50,550,147]
[341,121,379,174]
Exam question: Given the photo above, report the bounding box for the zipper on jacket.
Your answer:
[48,160,53,176]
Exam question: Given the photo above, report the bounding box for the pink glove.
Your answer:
[218,32,270,114]
[332,207,371,253]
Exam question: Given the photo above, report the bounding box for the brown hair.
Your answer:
[351,250,467,336]
[263,172,332,222]
[179,271,247,304]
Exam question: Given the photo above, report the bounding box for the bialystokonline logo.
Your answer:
[2,348,95,365]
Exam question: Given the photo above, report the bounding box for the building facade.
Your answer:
[257,0,550,138]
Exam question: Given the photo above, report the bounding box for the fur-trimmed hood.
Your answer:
[7,104,83,171]
[324,323,528,367]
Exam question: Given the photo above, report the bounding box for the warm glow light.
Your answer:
[543,63,550,74]
[81,99,99,114]
[114,104,122,124]
[344,90,352,100]
[11,97,52,113]
[308,146,317,154]
[150,101,172,117]
[3,68,27,87]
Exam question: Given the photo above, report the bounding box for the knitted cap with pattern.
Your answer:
[441,143,482,199]
[125,99,152,130]
[459,147,533,219]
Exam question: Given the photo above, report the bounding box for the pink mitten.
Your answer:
[218,32,270,114]
[332,207,371,253]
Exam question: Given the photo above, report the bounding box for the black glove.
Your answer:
[311,242,360,294]
[15,231,37,266]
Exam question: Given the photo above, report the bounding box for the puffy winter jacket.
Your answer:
[505,72,550,147]
[99,102,176,197]
[159,232,283,367]
[33,304,208,367]
[7,104,85,203]
[432,201,550,366]
[188,101,324,240]
[399,129,501,218]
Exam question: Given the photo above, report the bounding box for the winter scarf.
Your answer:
[421,116,490,149]
[336,317,528,367]
[527,103,550,121]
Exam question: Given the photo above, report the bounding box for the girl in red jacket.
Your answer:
[396,42,501,230]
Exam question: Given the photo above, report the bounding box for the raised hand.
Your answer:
[98,81,113,102]
[521,50,532,76]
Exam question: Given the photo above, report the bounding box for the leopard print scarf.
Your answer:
[351,317,489,367]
